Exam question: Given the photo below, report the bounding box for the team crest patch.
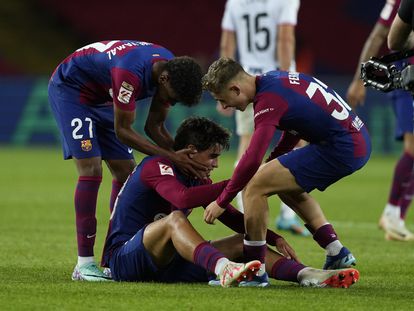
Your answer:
[117,81,134,104]
[81,139,92,152]
[158,162,174,176]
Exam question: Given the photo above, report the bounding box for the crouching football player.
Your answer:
[101,117,359,288]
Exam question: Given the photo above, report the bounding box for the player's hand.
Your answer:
[204,201,225,224]
[346,79,366,108]
[275,237,301,263]
[216,102,235,117]
[172,149,208,179]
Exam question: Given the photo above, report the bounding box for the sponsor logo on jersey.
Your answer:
[158,162,174,176]
[81,139,92,152]
[254,107,274,119]
[117,81,134,104]
[154,213,167,221]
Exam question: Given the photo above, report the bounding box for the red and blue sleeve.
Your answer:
[141,159,229,209]
[111,67,142,111]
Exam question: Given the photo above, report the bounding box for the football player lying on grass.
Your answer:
[101,117,359,288]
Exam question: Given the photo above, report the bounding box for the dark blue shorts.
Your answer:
[48,82,134,160]
[389,89,414,141]
[278,134,371,193]
[109,226,209,283]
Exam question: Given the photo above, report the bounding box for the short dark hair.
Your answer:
[165,56,203,107]
[174,116,231,152]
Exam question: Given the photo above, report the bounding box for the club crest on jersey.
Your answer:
[158,162,174,176]
[117,81,134,104]
[81,139,92,152]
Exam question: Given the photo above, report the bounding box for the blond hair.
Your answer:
[202,57,244,93]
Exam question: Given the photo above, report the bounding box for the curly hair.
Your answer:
[165,56,203,107]
[174,116,231,152]
[202,57,244,93]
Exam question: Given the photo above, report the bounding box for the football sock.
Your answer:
[388,152,414,206]
[280,202,296,219]
[383,203,401,219]
[312,223,340,252]
[77,256,95,266]
[243,239,267,263]
[110,179,124,213]
[399,178,414,219]
[214,258,230,276]
[270,257,306,282]
[325,240,343,256]
[75,176,102,257]
[193,242,226,274]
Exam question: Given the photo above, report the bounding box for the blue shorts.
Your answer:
[48,81,134,160]
[278,133,371,193]
[389,89,414,141]
[109,226,209,283]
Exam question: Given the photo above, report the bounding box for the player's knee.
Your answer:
[167,211,188,229]
[244,180,266,200]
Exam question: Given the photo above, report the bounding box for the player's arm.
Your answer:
[276,24,296,71]
[265,130,300,162]
[142,162,229,209]
[220,30,237,59]
[388,13,414,51]
[145,91,175,150]
[347,22,389,108]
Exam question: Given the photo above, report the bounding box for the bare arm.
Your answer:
[347,22,389,108]
[144,91,174,150]
[276,24,296,71]
[114,105,175,158]
[388,14,414,50]
[220,30,237,58]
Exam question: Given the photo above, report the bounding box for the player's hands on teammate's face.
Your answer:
[275,237,301,263]
[204,201,225,224]
[173,149,208,179]
[346,79,366,108]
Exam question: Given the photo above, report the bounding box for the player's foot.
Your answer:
[219,260,261,288]
[323,247,356,270]
[276,216,310,236]
[71,262,112,282]
[103,267,112,279]
[298,267,359,288]
[384,219,414,241]
[238,271,270,287]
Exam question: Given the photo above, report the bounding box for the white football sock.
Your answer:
[78,256,95,266]
[280,202,296,219]
[215,257,230,276]
[325,240,343,256]
[384,203,401,219]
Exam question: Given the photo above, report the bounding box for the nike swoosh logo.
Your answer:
[86,234,96,239]
[128,148,133,154]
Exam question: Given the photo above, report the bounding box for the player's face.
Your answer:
[213,84,249,111]
[191,143,222,178]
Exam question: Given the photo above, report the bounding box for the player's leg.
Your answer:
[210,234,359,288]
[48,83,109,281]
[383,132,414,241]
[105,159,136,213]
[380,90,414,240]
[142,211,260,287]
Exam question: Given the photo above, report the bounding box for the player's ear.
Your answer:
[229,85,241,96]
[158,71,170,85]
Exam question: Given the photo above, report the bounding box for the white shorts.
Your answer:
[235,104,254,136]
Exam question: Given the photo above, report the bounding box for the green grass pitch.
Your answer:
[1,147,413,310]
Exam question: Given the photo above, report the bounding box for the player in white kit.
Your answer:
[219,0,308,236]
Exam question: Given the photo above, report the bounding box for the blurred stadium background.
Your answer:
[0,0,400,154]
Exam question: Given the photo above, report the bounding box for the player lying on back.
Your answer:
[101,116,359,288]
[202,58,371,286]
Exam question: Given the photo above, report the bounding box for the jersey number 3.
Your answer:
[306,77,352,121]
